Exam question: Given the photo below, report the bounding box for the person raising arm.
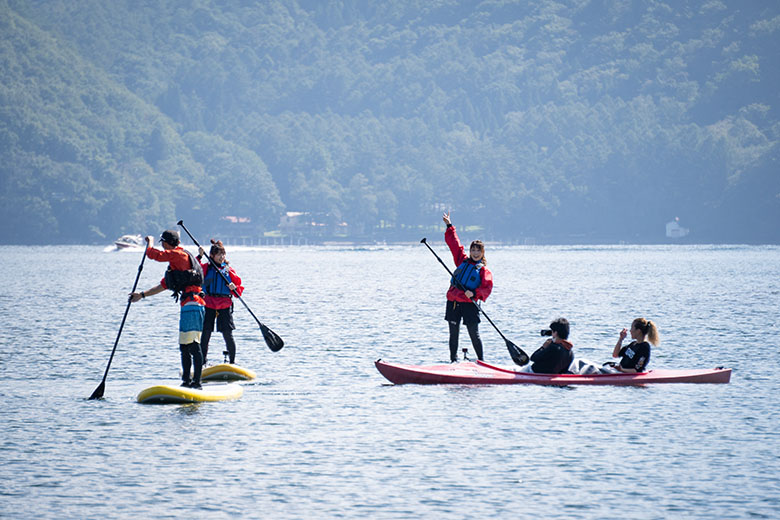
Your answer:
[442,211,493,362]
[612,318,659,373]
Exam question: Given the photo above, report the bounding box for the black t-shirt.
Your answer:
[531,342,574,374]
[619,341,651,371]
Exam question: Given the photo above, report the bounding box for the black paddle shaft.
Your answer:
[420,237,529,366]
[88,244,149,400]
[177,220,283,352]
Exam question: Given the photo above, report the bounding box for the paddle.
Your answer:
[420,237,529,366]
[88,243,150,399]
[177,220,284,352]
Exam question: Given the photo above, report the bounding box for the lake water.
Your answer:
[1,243,778,519]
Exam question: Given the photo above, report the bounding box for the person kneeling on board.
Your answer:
[130,230,206,389]
[519,318,574,374]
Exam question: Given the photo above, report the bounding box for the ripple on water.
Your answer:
[1,245,779,519]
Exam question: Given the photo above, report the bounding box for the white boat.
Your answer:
[114,234,143,249]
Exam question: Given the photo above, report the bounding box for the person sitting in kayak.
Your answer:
[610,318,658,373]
[442,211,493,362]
[525,318,574,374]
[197,239,244,366]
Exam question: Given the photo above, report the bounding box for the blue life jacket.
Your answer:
[451,260,483,291]
[203,263,233,297]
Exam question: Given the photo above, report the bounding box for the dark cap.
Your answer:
[160,229,180,245]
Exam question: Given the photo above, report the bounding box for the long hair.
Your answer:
[633,318,659,346]
[470,240,487,265]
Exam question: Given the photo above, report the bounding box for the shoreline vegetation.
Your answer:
[2,2,777,245]
[11,236,775,248]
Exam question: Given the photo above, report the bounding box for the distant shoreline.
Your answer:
[3,240,778,247]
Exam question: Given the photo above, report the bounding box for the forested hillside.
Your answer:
[1,0,778,244]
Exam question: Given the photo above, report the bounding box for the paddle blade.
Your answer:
[88,381,105,400]
[260,323,284,352]
[506,340,529,366]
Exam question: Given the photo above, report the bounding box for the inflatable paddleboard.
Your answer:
[376,360,732,386]
[202,363,257,382]
[137,383,243,404]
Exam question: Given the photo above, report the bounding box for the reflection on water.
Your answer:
[175,404,202,415]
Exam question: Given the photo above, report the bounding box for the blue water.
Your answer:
[1,244,779,519]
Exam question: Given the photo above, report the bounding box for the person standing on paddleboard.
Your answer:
[130,230,206,389]
[609,318,658,373]
[197,239,244,366]
[442,211,493,362]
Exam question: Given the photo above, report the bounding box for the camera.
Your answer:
[540,329,552,336]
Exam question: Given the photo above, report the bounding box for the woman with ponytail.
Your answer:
[196,239,244,365]
[611,318,659,373]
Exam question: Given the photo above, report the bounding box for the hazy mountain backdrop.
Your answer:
[1,0,778,244]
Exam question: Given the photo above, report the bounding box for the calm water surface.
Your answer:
[1,244,778,519]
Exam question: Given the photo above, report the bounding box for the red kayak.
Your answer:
[375,359,731,386]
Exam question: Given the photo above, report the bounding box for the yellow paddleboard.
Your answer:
[137,383,243,404]
[201,363,257,382]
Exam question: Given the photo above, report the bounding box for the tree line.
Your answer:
[1,0,778,244]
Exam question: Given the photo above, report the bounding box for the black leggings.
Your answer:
[180,342,203,384]
[202,307,236,364]
[202,328,236,364]
[448,321,484,361]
